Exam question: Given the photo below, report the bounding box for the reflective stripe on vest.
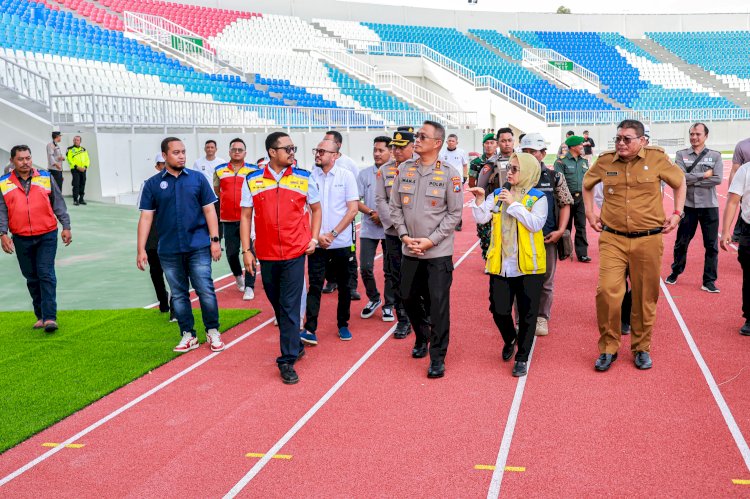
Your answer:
[485,191,546,275]
[0,169,58,237]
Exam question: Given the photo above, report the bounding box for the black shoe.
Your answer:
[740,322,750,336]
[512,361,527,377]
[701,282,720,293]
[73,201,79,206]
[322,282,337,294]
[455,220,463,232]
[621,322,631,335]
[279,364,299,385]
[502,342,514,361]
[594,353,617,371]
[412,343,428,358]
[634,351,653,370]
[79,200,87,205]
[427,361,445,378]
[350,290,361,301]
[394,322,411,339]
[665,273,678,285]
[578,256,592,263]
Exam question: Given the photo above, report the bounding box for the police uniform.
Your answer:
[554,148,590,260]
[389,158,463,371]
[583,146,684,358]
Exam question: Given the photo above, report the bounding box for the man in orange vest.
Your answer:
[0,145,72,332]
[214,138,258,300]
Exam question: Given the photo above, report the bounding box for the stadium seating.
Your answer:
[468,29,524,60]
[363,22,616,112]
[312,17,381,50]
[326,65,412,111]
[511,30,737,110]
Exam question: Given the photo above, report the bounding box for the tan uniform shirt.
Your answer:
[583,146,684,233]
[374,159,399,237]
[389,159,464,259]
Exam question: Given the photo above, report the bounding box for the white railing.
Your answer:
[123,12,242,75]
[0,56,50,110]
[330,38,548,120]
[49,94,477,131]
[523,48,600,89]
[547,108,750,125]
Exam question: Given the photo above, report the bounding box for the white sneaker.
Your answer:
[206,329,225,352]
[535,317,549,336]
[235,275,245,292]
[243,287,255,300]
[274,317,278,326]
[173,332,199,353]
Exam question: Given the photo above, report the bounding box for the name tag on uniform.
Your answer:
[606,171,619,176]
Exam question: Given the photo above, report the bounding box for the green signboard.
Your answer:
[548,60,573,71]
[171,35,203,54]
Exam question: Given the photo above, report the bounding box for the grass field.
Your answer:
[0,308,258,453]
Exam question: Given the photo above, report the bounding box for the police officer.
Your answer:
[666,123,723,293]
[66,135,90,206]
[389,120,463,379]
[583,119,686,372]
[555,135,591,262]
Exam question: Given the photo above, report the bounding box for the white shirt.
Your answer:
[439,147,469,178]
[729,162,750,224]
[191,156,226,183]
[472,192,548,278]
[311,165,359,250]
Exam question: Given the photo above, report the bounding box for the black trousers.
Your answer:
[49,170,63,191]
[568,195,588,258]
[384,234,409,325]
[146,249,170,312]
[260,255,305,365]
[325,224,358,290]
[71,169,86,202]
[737,218,750,320]
[489,273,544,362]
[305,247,352,333]
[222,221,256,289]
[671,206,719,285]
[359,237,387,304]
[401,255,453,363]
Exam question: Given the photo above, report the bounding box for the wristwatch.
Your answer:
[331,230,339,237]
[210,236,220,243]
[0,231,6,237]
[672,210,685,220]
[368,210,374,216]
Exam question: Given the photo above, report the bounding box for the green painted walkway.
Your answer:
[0,201,227,312]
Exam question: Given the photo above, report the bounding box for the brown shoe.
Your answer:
[33,319,44,329]
[43,320,58,333]
[535,318,549,336]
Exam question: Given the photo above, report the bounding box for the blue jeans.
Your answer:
[260,255,305,366]
[14,229,58,321]
[159,247,219,337]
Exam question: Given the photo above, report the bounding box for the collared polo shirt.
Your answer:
[358,165,385,240]
[311,165,358,249]
[139,168,217,254]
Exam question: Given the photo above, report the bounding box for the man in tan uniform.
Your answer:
[390,120,464,379]
[583,119,686,372]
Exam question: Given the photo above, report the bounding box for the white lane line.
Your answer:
[224,240,481,498]
[660,279,750,473]
[144,272,233,309]
[0,317,276,488]
[486,340,537,499]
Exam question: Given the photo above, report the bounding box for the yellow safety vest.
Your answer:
[486,189,546,275]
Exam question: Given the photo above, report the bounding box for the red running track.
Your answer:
[1,182,749,496]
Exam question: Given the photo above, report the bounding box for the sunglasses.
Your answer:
[312,148,337,156]
[507,165,520,174]
[613,136,642,144]
[414,133,437,141]
[272,145,297,154]
[230,148,245,153]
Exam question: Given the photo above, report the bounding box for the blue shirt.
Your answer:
[139,168,218,254]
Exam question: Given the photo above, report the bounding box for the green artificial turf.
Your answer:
[0,308,258,453]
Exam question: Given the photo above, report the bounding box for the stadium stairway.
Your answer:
[630,37,750,107]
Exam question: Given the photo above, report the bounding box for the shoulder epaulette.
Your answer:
[599,149,616,156]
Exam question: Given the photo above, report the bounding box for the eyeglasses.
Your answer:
[414,133,437,141]
[508,165,520,174]
[613,136,642,144]
[390,144,408,150]
[272,145,297,154]
[230,148,245,153]
[312,148,337,156]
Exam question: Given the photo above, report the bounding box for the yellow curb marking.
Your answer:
[245,452,292,460]
[41,443,85,449]
[732,479,750,485]
[474,465,525,472]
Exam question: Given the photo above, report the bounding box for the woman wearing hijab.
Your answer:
[468,152,548,377]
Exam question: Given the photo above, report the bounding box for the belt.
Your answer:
[602,225,663,238]
[573,192,581,197]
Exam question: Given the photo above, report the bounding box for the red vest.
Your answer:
[215,162,257,222]
[0,169,58,237]
[247,167,312,261]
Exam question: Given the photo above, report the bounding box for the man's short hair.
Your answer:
[690,122,709,135]
[496,127,514,138]
[518,133,526,142]
[447,133,458,140]
[10,145,30,159]
[51,131,61,140]
[229,137,246,148]
[161,136,182,154]
[422,120,445,141]
[205,139,217,147]
[616,119,645,138]
[325,130,343,146]
[583,130,589,134]
[265,132,289,154]
[374,136,391,146]
[566,130,574,136]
